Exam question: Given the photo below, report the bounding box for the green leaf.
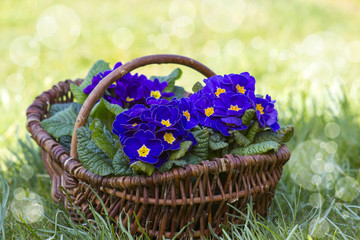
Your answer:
[70,83,88,104]
[209,141,228,150]
[190,127,210,159]
[150,68,182,93]
[58,135,72,152]
[253,131,285,144]
[232,130,251,147]
[192,81,203,93]
[209,132,228,150]
[49,102,82,117]
[231,141,281,156]
[91,119,118,160]
[278,125,295,142]
[80,60,111,89]
[159,160,187,172]
[246,122,260,143]
[241,109,256,127]
[41,105,80,138]
[76,127,114,176]
[112,148,133,176]
[172,86,185,99]
[186,153,203,165]
[130,161,155,176]
[90,98,124,131]
[169,141,193,160]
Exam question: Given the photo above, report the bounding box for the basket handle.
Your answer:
[70,54,216,159]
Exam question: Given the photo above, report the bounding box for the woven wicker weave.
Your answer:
[26,55,291,239]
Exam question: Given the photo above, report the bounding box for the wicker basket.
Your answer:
[26,55,291,239]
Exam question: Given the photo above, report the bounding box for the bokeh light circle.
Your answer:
[10,192,44,223]
[172,16,194,39]
[309,192,324,208]
[301,34,324,56]
[36,5,82,50]
[201,0,247,33]
[6,73,25,93]
[309,219,330,238]
[168,0,196,20]
[203,40,221,58]
[155,34,171,49]
[345,41,360,63]
[335,177,359,202]
[324,122,340,139]
[9,36,40,68]
[226,39,244,56]
[112,28,134,50]
[19,165,34,180]
[289,140,339,191]
[13,188,26,201]
[251,36,264,49]
[325,141,338,154]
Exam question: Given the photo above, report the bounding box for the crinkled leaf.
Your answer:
[186,153,203,165]
[90,98,124,131]
[76,127,114,176]
[232,130,251,147]
[231,141,281,156]
[241,109,256,127]
[209,140,228,150]
[49,102,82,117]
[246,122,260,143]
[209,132,228,150]
[150,68,182,93]
[253,131,285,144]
[130,161,155,176]
[112,148,133,176]
[192,81,203,93]
[41,105,84,138]
[58,135,72,152]
[91,119,118,160]
[159,160,187,172]
[169,141,193,160]
[190,127,210,159]
[70,83,88,104]
[278,125,295,142]
[80,60,111,89]
[172,86,185,99]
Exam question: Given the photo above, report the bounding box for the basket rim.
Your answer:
[26,79,291,189]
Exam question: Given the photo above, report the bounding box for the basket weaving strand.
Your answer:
[26,54,291,239]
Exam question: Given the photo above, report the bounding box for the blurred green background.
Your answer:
[1,0,360,238]
[2,0,360,147]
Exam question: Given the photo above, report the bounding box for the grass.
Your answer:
[1,0,360,239]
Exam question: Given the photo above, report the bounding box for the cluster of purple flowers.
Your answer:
[112,98,198,168]
[84,62,174,108]
[190,72,280,135]
[111,71,280,168]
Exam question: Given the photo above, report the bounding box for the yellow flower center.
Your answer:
[126,96,134,102]
[215,88,226,97]
[183,110,191,121]
[164,132,176,144]
[137,144,150,157]
[228,105,241,111]
[132,123,138,127]
[236,84,246,94]
[161,119,171,127]
[150,90,161,99]
[205,107,214,117]
[256,104,264,114]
